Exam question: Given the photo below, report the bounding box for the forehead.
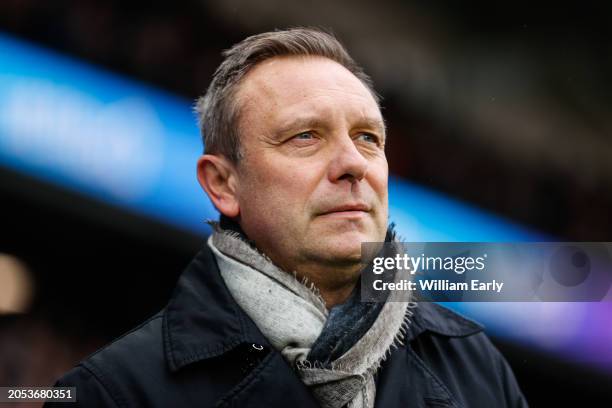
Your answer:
[235,56,382,127]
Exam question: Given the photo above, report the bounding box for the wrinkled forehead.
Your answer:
[234,55,383,130]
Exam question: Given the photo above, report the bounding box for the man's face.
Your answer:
[233,56,388,277]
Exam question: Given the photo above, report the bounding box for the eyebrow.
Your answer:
[355,117,387,136]
[275,117,327,136]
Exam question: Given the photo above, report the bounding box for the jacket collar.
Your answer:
[163,242,268,372]
[405,302,483,342]
[162,243,483,372]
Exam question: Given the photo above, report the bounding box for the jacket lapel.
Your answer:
[375,302,483,408]
[163,244,269,371]
[375,344,462,408]
[216,352,320,408]
[163,244,320,406]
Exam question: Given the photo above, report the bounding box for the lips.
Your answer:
[318,203,371,215]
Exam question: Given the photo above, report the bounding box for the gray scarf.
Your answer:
[209,230,415,408]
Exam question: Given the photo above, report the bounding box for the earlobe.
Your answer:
[197,155,240,217]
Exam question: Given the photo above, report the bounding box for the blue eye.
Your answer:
[357,133,378,144]
[295,132,314,140]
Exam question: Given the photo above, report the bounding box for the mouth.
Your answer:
[318,203,371,218]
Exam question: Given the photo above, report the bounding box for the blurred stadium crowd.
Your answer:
[1,1,611,406]
[2,0,611,240]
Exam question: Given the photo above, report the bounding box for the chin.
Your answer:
[318,231,374,262]
[308,220,385,259]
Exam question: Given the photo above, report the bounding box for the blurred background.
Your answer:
[0,0,611,406]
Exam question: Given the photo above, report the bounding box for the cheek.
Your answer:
[370,160,389,201]
[239,160,316,218]
[369,161,389,234]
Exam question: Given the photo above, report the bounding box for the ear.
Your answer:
[197,154,240,218]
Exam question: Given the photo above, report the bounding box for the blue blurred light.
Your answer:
[0,32,215,235]
[1,32,609,371]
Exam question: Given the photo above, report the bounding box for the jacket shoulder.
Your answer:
[46,312,166,408]
[84,311,165,374]
[408,302,484,339]
[409,303,528,407]
[44,364,120,408]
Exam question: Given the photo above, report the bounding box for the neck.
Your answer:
[319,284,356,309]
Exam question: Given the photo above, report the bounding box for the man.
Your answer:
[47,28,528,407]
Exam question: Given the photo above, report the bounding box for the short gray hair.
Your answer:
[195,27,380,163]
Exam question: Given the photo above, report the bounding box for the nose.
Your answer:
[327,135,369,184]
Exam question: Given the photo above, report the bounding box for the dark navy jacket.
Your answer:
[46,244,528,407]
